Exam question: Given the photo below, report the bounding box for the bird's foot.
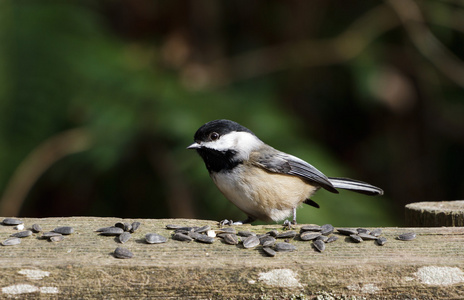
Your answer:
[282,219,296,230]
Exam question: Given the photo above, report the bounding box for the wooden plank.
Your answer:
[0,217,463,299]
[406,200,464,227]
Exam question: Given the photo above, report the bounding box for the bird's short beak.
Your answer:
[187,142,201,150]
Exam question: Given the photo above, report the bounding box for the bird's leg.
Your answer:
[292,207,297,225]
[219,216,256,226]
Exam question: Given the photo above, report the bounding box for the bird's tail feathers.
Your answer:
[328,177,383,196]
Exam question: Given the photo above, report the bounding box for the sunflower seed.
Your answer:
[300,232,321,241]
[42,232,62,238]
[118,232,131,244]
[263,247,277,257]
[99,227,124,236]
[2,218,23,226]
[370,228,382,237]
[313,239,326,252]
[49,235,65,242]
[165,224,183,230]
[195,225,211,233]
[145,233,167,244]
[316,235,329,242]
[175,227,197,232]
[53,226,74,235]
[114,247,133,259]
[10,230,32,238]
[267,230,278,237]
[243,235,260,249]
[123,223,132,232]
[275,242,296,252]
[130,222,141,233]
[189,232,215,244]
[260,236,276,247]
[358,233,377,240]
[276,230,297,239]
[114,222,125,230]
[326,235,339,243]
[2,237,21,246]
[350,234,363,243]
[398,232,416,241]
[172,232,193,242]
[31,224,43,233]
[376,237,387,246]
[238,231,255,237]
[336,228,358,236]
[321,224,334,235]
[215,227,236,234]
[300,225,322,232]
[95,226,113,232]
[222,234,239,245]
[357,228,370,234]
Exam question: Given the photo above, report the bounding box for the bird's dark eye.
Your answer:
[209,132,220,141]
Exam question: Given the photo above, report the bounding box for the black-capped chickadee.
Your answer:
[188,119,383,225]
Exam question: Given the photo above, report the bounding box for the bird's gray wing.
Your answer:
[250,150,338,193]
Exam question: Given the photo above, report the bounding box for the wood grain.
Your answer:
[1,217,463,299]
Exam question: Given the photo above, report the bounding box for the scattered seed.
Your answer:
[316,235,329,242]
[114,222,125,230]
[350,234,363,243]
[53,226,74,235]
[267,230,278,237]
[398,232,416,241]
[313,239,326,252]
[238,231,255,237]
[370,228,382,237]
[376,237,387,246]
[130,222,141,233]
[10,230,32,238]
[114,247,133,259]
[42,232,62,238]
[357,228,370,234]
[336,228,358,236]
[300,232,321,241]
[2,237,21,246]
[165,224,183,230]
[172,232,193,242]
[243,236,260,249]
[276,230,297,239]
[299,225,322,232]
[358,233,377,240]
[222,234,239,245]
[145,233,167,244]
[188,232,213,243]
[31,224,42,233]
[326,235,338,243]
[99,227,124,236]
[175,227,197,232]
[215,227,236,234]
[195,225,211,233]
[95,227,112,232]
[260,236,276,247]
[49,235,65,242]
[275,242,296,252]
[263,247,276,257]
[2,218,23,226]
[320,224,334,235]
[119,232,131,244]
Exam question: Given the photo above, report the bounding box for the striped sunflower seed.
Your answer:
[99,227,124,236]
[194,225,211,233]
[398,232,416,241]
[2,237,21,246]
[275,242,296,252]
[2,218,23,226]
[336,228,358,236]
[31,224,43,233]
[243,235,260,249]
[145,233,167,244]
[376,237,387,246]
[300,232,321,241]
[299,225,322,232]
[320,224,334,236]
[222,234,239,245]
[49,235,65,242]
[118,232,131,244]
[313,239,325,252]
[10,230,32,238]
[238,231,255,237]
[114,247,133,259]
[326,235,338,243]
[276,230,297,239]
[53,226,74,235]
[350,234,363,243]
[263,246,276,257]
[172,232,193,242]
[130,222,141,233]
[260,236,276,247]
[358,233,377,240]
[370,228,382,237]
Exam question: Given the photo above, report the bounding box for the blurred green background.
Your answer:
[1,0,463,226]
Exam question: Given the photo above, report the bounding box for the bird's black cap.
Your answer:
[193,119,254,142]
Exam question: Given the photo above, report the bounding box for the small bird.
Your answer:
[188,119,383,225]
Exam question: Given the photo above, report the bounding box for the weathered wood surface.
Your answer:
[406,200,464,227]
[0,217,463,299]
